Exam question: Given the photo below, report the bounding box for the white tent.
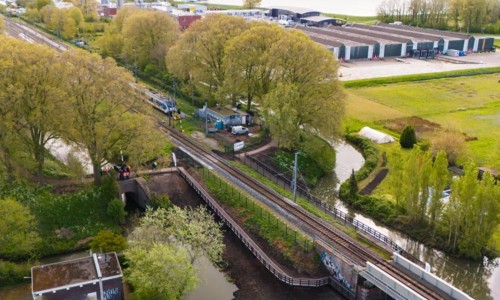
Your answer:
[358,127,395,144]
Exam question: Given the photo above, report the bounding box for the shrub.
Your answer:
[107,199,127,224]
[344,133,379,182]
[400,126,417,149]
[0,260,32,286]
[89,230,127,253]
[430,130,466,165]
[149,193,172,210]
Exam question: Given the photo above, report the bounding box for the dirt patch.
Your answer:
[360,168,389,195]
[191,131,220,149]
[380,116,441,137]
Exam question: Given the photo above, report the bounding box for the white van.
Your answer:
[231,126,249,135]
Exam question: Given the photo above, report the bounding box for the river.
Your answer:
[317,142,500,300]
[204,0,383,16]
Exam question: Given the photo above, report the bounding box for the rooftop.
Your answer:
[300,16,343,22]
[269,6,320,15]
[32,253,122,294]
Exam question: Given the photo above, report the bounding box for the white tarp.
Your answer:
[359,127,395,144]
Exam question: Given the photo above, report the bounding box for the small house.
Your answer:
[32,252,123,300]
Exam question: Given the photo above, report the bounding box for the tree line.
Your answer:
[20,0,105,39]
[0,35,165,185]
[377,0,500,33]
[389,149,499,258]
[98,10,344,153]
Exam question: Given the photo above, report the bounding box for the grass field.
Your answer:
[345,74,500,167]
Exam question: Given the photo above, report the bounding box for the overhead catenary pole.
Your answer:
[205,102,208,136]
[292,151,299,203]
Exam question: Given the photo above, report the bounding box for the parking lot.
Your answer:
[339,51,500,80]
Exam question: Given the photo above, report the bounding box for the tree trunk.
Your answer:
[93,162,102,185]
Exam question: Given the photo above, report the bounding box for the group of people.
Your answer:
[114,165,131,181]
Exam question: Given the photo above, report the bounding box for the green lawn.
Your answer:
[345,74,500,167]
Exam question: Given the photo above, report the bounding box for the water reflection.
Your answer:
[186,256,237,300]
[313,140,500,300]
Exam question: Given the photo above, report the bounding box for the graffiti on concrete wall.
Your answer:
[321,251,356,292]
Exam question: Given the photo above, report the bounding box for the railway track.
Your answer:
[159,123,445,300]
[3,20,444,298]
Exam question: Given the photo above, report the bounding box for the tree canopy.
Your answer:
[167,14,249,98]
[0,36,68,184]
[243,0,262,9]
[125,206,224,299]
[0,198,41,260]
[261,30,344,149]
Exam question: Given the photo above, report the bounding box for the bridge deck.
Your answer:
[178,167,330,287]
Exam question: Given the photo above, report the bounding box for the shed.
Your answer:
[198,104,242,126]
[32,253,123,300]
[300,16,346,27]
[359,127,395,144]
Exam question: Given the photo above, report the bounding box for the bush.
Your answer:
[89,230,127,253]
[0,260,32,286]
[149,193,171,210]
[400,126,417,149]
[344,133,379,182]
[107,199,127,224]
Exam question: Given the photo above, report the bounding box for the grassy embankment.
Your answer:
[227,161,392,260]
[342,69,500,252]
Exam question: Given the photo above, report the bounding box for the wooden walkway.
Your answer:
[178,167,330,287]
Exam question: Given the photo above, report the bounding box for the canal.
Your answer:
[314,141,500,300]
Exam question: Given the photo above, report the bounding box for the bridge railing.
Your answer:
[239,154,423,267]
[178,167,330,287]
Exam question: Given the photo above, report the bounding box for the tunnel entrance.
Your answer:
[123,192,145,213]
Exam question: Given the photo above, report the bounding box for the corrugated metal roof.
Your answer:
[300,26,378,45]
[354,24,441,42]
[270,6,320,15]
[295,27,363,46]
[333,26,410,44]
[322,26,402,45]
[379,23,471,39]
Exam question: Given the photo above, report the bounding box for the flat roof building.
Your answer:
[32,253,123,300]
[269,6,320,22]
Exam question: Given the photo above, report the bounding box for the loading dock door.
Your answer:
[438,39,445,52]
[385,44,402,57]
[448,40,465,50]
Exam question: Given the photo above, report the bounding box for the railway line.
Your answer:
[3,19,446,298]
[159,123,446,300]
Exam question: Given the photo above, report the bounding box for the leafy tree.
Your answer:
[261,30,344,149]
[389,152,405,205]
[167,14,248,98]
[400,125,417,149]
[96,31,124,58]
[149,193,172,210]
[348,169,359,200]
[67,6,85,30]
[0,198,41,260]
[122,10,179,71]
[125,243,197,300]
[89,229,127,253]
[130,207,224,264]
[0,37,68,184]
[61,49,158,184]
[34,0,52,10]
[107,199,127,224]
[243,0,261,9]
[429,150,449,227]
[124,206,223,298]
[223,24,285,109]
[430,130,466,165]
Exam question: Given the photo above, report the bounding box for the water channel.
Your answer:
[314,141,500,300]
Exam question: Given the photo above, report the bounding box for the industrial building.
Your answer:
[296,22,495,61]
